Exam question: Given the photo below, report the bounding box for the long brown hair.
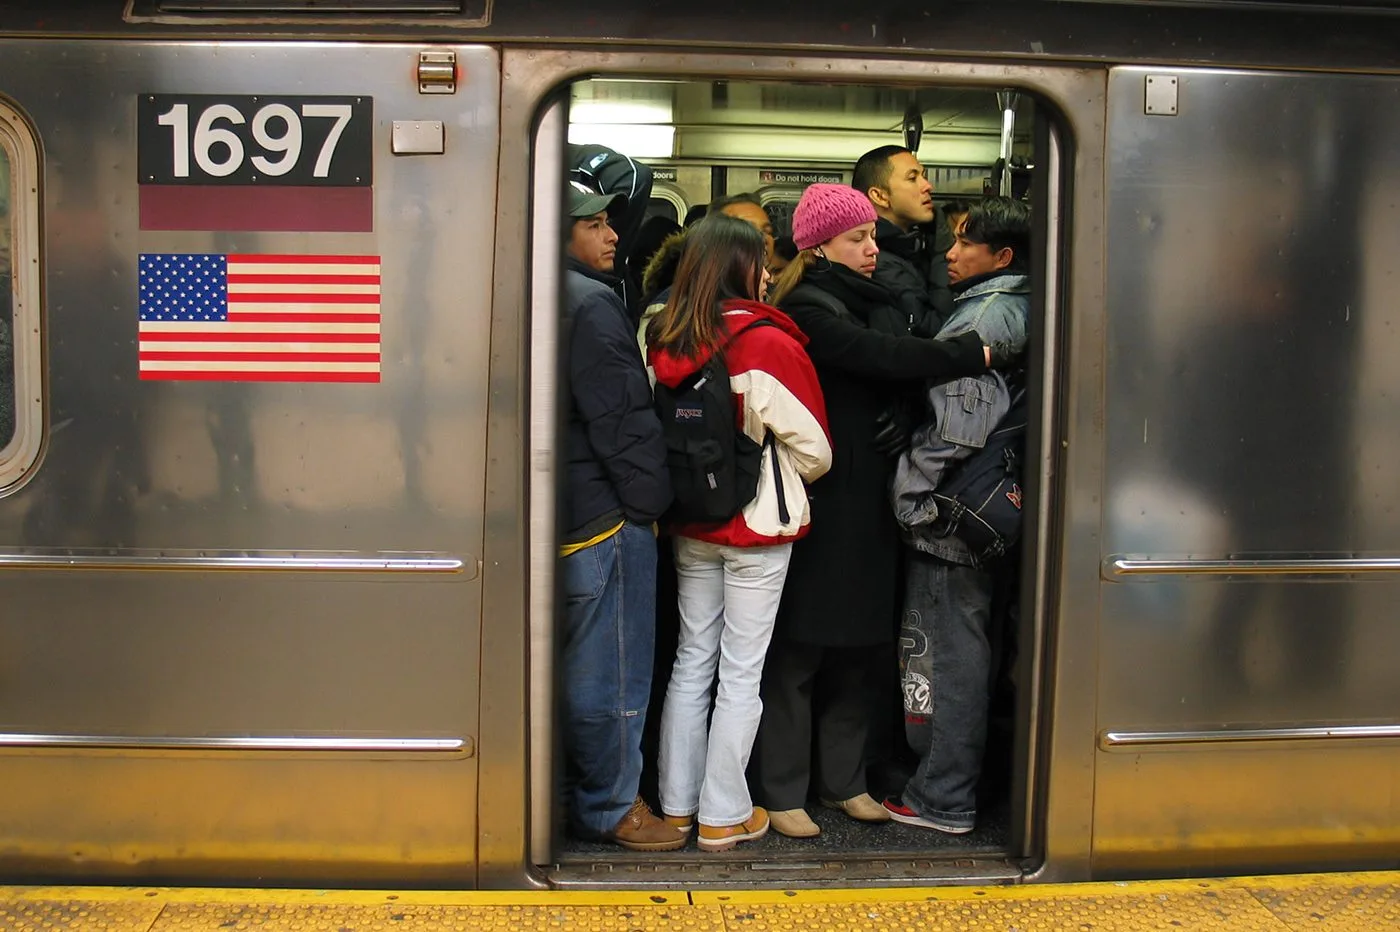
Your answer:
[766,248,819,307]
[647,214,766,359]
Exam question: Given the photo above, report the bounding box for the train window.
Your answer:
[125,0,489,24]
[155,1,464,12]
[0,104,42,491]
[644,195,680,225]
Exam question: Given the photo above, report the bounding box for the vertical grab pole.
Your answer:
[997,90,1020,196]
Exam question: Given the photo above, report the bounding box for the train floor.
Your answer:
[4,870,1397,931]
[557,797,1010,874]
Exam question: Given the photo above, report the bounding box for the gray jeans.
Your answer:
[898,554,995,829]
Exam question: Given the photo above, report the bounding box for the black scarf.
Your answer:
[804,263,909,335]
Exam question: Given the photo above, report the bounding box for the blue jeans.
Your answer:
[658,537,791,826]
[559,521,658,837]
[899,553,995,830]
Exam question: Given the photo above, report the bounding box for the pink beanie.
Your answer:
[791,183,878,251]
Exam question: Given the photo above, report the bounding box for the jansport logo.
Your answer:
[675,404,705,421]
[1006,484,1023,510]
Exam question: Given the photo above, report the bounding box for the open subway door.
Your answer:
[515,57,1087,886]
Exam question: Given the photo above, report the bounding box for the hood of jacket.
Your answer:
[641,230,687,303]
[649,299,806,389]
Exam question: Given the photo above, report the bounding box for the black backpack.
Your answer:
[653,320,788,526]
[927,384,1029,567]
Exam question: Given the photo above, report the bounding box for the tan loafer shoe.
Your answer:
[769,808,821,838]
[820,792,892,823]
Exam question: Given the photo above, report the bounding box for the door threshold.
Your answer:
[546,854,1024,890]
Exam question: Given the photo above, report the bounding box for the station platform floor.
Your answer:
[3,870,1398,931]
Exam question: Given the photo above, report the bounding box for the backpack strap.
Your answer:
[766,431,790,526]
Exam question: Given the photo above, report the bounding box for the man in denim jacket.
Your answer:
[883,197,1031,834]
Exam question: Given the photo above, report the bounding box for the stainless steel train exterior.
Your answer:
[0,0,1397,890]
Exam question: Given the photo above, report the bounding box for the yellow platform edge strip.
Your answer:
[2,869,1397,908]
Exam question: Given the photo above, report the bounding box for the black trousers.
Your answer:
[753,640,888,811]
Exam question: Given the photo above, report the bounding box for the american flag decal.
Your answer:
[137,253,381,382]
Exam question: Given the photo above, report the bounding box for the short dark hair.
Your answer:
[960,196,1031,273]
[941,198,971,219]
[773,235,798,262]
[683,204,708,228]
[709,192,764,214]
[852,145,912,197]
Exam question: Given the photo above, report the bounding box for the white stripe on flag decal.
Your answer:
[137,253,383,383]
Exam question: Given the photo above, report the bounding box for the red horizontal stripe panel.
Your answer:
[229,292,380,304]
[140,351,380,363]
[225,312,381,323]
[140,371,381,383]
[137,331,380,343]
[226,274,381,285]
[227,254,379,264]
[138,187,374,233]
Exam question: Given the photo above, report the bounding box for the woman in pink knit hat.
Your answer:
[754,183,1006,840]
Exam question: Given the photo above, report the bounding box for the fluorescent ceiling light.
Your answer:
[569,99,673,125]
[567,123,675,159]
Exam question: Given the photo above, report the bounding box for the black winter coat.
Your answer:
[561,260,672,543]
[775,264,986,646]
[871,215,955,331]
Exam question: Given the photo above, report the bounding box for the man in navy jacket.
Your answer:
[558,179,681,851]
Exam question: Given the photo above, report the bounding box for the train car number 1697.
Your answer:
[137,94,374,187]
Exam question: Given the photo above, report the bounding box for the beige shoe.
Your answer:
[769,808,821,838]
[820,792,892,823]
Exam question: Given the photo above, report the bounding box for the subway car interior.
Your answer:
[549,77,1043,876]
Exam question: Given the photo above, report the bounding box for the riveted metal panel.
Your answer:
[1098,64,1400,873]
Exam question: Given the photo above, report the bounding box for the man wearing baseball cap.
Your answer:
[558,178,682,851]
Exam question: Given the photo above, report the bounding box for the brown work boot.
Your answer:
[697,806,770,852]
[662,813,694,835]
[604,797,687,851]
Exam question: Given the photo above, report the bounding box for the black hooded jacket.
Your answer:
[871,212,955,332]
[561,257,672,544]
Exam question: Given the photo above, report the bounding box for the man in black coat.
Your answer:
[853,145,955,330]
[558,179,682,852]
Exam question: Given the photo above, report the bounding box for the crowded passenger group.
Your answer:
[557,142,1032,852]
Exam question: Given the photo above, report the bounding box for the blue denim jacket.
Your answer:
[891,273,1030,564]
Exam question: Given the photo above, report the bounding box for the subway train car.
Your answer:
[0,0,1397,891]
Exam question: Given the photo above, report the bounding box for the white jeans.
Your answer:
[658,536,793,826]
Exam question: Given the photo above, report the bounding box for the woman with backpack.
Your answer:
[753,184,1011,840]
[647,213,832,852]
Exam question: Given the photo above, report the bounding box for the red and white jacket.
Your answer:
[649,299,832,548]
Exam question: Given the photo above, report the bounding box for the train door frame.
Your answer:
[482,49,1110,887]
